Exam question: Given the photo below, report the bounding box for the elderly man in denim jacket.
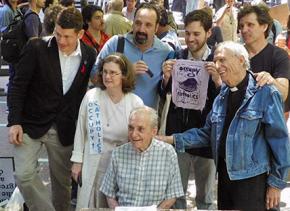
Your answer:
[158,41,290,211]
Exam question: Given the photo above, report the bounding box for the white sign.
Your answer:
[172,60,209,110]
[0,157,16,203]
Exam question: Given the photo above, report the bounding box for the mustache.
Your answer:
[136,32,148,38]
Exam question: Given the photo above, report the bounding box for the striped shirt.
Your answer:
[100,139,184,206]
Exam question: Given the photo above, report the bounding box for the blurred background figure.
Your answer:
[81,5,109,54]
[104,0,132,36]
[213,0,238,41]
[0,0,19,32]
[71,53,143,210]
[202,6,223,47]
[42,4,64,36]
[155,5,181,51]
[122,0,136,21]
[59,0,74,7]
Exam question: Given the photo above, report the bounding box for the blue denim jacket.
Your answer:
[174,73,290,189]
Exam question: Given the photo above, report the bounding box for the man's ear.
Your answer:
[78,29,85,39]
[152,127,158,136]
[206,28,212,39]
[155,23,159,33]
[239,55,245,66]
[263,24,269,35]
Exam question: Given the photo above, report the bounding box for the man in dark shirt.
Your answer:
[238,5,290,102]
[159,10,221,209]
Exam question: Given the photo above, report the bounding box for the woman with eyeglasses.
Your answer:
[81,5,110,54]
[70,53,143,210]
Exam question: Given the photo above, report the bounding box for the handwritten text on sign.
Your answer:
[172,60,209,110]
[0,157,16,203]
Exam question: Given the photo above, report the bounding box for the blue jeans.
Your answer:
[173,152,216,209]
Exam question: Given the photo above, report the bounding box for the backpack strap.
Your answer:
[83,31,100,53]
[272,23,277,43]
[116,35,125,53]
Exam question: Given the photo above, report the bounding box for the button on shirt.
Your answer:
[100,139,184,206]
[58,40,82,94]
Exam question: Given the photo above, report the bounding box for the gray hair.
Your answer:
[108,0,124,11]
[216,41,250,70]
[129,106,158,129]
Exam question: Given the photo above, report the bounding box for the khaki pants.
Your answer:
[14,127,73,211]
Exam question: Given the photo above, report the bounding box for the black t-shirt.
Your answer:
[250,43,290,79]
[250,43,290,111]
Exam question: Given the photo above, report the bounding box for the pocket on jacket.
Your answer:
[239,110,262,137]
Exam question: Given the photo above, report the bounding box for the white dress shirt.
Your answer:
[58,40,82,94]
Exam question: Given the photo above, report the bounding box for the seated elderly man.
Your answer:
[158,41,290,211]
[100,106,184,209]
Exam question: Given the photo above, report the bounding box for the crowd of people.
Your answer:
[1,0,290,211]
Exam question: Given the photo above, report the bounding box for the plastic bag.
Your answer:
[5,187,24,211]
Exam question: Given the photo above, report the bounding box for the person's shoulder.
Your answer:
[259,83,281,96]
[28,37,47,48]
[113,142,131,156]
[80,40,97,56]
[265,44,289,61]
[153,139,176,154]
[153,36,171,51]
[86,87,102,96]
[24,9,39,19]
[106,34,119,44]
[125,92,143,103]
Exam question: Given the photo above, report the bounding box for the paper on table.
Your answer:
[172,59,209,110]
[115,205,157,211]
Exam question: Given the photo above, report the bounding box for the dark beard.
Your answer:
[134,32,148,45]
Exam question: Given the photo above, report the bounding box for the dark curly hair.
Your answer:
[56,6,83,32]
[96,53,136,93]
[81,5,103,30]
[184,9,212,32]
[238,5,273,38]
[44,4,64,35]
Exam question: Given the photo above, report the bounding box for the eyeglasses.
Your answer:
[101,70,122,77]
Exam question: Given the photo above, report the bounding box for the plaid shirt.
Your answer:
[100,139,184,206]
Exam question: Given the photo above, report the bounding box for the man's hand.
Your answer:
[71,163,82,183]
[106,197,119,209]
[255,71,275,87]
[9,125,23,145]
[205,62,222,87]
[155,135,174,145]
[266,186,281,210]
[255,72,288,101]
[162,59,176,87]
[133,60,150,75]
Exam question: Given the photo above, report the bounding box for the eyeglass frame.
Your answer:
[101,70,122,77]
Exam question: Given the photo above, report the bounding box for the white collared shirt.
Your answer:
[187,45,211,61]
[58,40,82,94]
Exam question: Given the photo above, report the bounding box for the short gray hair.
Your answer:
[216,41,250,70]
[108,0,124,11]
[129,106,158,129]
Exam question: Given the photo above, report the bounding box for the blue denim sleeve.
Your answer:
[264,88,290,190]
[173,111,212,152]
